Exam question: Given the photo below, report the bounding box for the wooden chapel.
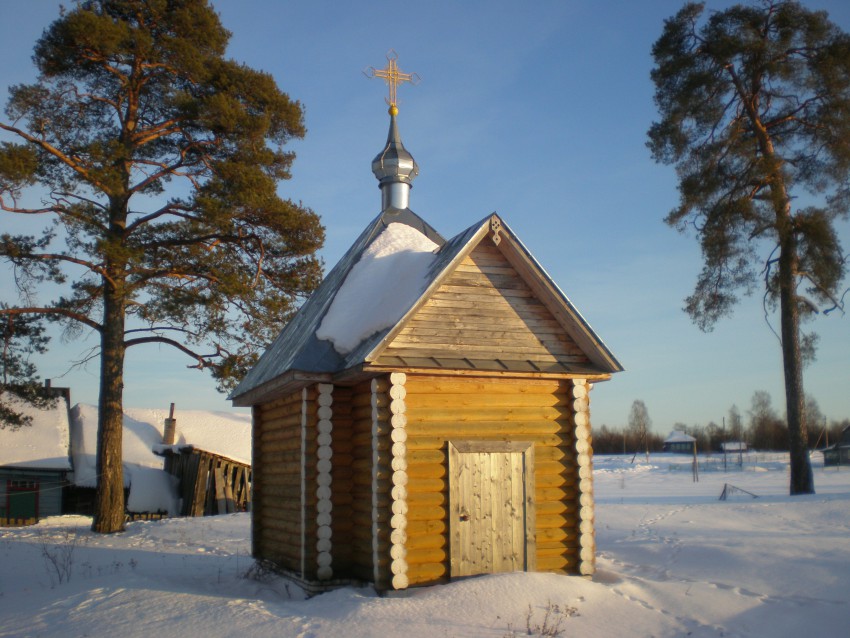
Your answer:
[230,55,622,592]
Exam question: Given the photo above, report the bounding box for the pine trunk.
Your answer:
[778,226,815,495]
[91,272,128,532]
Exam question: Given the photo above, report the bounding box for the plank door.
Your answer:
[7,479,39,519]
[448,442,535,578]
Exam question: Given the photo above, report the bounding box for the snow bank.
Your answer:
[317,222,440,355]
[0,393,71,470]
[2,455,849,637]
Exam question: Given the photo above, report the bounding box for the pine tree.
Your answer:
[0,0,324,532]
[648,1,850,494]
[1,312,53,429]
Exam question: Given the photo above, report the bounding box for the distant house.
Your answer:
[720,441,748,454]
[663,431,696,454]
[0,389,72,525]
[823,425,850,467]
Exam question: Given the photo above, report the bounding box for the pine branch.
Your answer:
[0,306,102,332]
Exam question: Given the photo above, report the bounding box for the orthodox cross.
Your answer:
[365,50,420,113]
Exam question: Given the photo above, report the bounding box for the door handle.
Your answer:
[459,514,470,522]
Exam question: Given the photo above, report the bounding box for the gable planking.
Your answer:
[377,241,591,370]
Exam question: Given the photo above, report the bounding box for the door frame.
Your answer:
[448,441,536,578]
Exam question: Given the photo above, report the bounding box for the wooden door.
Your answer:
[448,442,535,578]
[7,479,39,519]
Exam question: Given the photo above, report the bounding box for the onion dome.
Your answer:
[372,105,419,210]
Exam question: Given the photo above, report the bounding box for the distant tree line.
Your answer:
[593,393,849,455]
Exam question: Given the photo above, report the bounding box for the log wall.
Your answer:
[252,388,314,577]
[401,374,584,587]
[347,379,377,582]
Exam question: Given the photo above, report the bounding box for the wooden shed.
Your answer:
[663,431,697,454]
[156,446,251,516]
[823,424,850,467]
[231,207,622,591]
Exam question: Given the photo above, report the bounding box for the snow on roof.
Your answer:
[0,393,72,470]
[316,222,440,355]
[664,430,696,443]
[136,407,252,465]
[69,404,250,514]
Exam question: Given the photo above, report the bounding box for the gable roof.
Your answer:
[665,431,696,444]
[231,210,621,406]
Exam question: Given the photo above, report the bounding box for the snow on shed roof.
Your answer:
[665,430,696,443]
[0,393,71,471]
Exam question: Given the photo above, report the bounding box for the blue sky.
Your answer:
[1,1,848,433]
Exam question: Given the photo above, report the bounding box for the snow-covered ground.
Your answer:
[2,453,848,637]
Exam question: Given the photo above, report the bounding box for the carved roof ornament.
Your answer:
[490,216,503,245]
[364,50,420,115]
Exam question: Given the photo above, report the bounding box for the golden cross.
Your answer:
[365,50,420,113]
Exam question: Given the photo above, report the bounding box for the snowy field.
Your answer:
[2,453,848,637]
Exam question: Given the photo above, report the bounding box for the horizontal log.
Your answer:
[402,434,577,450]
[258,438,302,454]
[406,562,448,586]
[406,533,447,551]
[352,459,393,481]
[535,460,578,476]
[405,392,568,410]
[405,406,570,423]
[258,462,300,476]
[405,376,565,393]
[352,433,391,451]
[258,518,301,537]
[406,462,447,480]
[535,473,578,489]
[535,554,579,572]
[406,491,447,508]
[257,393,300,412]
[536,514,580,532]
[352,404,389,422]
[406,477,447,494]
[536,486,579,503]
[259,401,304,421]
[352,391,389,409]
[406,505,445,522]
[535,500,578,517]
[536,545,581,559]
[536,527,579,543]
[407,449,446,465]
[406,519,447,537]
[535,446,579,462]
[407,423,566,442]
[406,546,446,565]
[404,436,448,451]
[257,422,303,442]
[257,393,302,412]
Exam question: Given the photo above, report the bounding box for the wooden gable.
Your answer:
[375,240,594,374]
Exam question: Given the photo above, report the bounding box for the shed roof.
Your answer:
[231,209,622,406]
[0,393,72,471]
[665,431,696,443]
